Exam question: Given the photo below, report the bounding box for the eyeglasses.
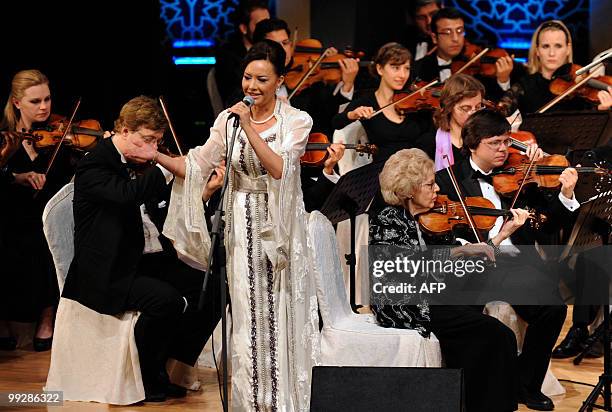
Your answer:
[437,27,465,37]
[483,137,512,150]
[135,130,161,145]
[421,181,437,191]
[456,104,485,114]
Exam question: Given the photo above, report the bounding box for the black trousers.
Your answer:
[125,275,184,390]
[428,305,518,412]
[511,305,567,393]
[125,252,223,390]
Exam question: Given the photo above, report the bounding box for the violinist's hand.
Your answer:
[339,58,359,93]
[559,165,578,199]
[13,171,46,190]
[495,55,513,84]
[203,161,226,201]
[494,208,530,244]
[525,143,544,161]
[450,242,495,262]
[597,87,612,111]
[124,138,156,164]
[227,100,251,126]
[0,132,21,167]
[323,142,345,175]
[325,47,338,57]
[348,106,374,120]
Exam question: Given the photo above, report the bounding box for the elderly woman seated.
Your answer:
[369,148,532,412]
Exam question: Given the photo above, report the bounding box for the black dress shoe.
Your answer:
[585,338,604,358]
[33,337,53,352]
[0,337,17,351]
[144,390,166,402]
[165,382,187,398]
[552,325,587,359]
[518,390,554,411]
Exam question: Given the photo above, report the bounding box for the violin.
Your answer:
[392,81,443,114]
[418,194,544,235]
[23,115,104,151]
[492,152,611,197]
[549,63,612,104]
[300,132,377,167]
[450,41,517,78]
[285,39,370,97]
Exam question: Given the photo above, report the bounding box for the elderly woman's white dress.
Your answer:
[163,100,320,411]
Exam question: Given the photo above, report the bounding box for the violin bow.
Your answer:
[44,98,81,177]
[537,65,602,113]
[369,79,439,118]
[442,155,484,242]
[158,96,184,156]
[503,146,539,225]
[287,47,334,101]
[453,47,489,76]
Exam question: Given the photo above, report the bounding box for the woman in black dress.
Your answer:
[370,148,532,412]
[499,20,612,116]
[0,70,71,351]
[332,42,434,163]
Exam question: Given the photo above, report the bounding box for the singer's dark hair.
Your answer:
[241,39,287,76]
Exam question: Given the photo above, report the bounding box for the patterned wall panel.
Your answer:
[160,0,240,45]
[446,0,589,54]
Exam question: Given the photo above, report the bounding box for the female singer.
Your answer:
[420,73,486,170]
[500,20,612,115]
[0,69,68,351]
[124,40,318,411]
[370,148,531,412]
[332,42,434,163]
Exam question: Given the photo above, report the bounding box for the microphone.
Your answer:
[230,95,255,126]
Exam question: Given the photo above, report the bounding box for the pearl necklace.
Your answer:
[249,112,275,124]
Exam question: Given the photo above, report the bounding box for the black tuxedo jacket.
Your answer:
[412,52,511,102]
[62,137,168,315]
[435,158,576,245]
[301,168,336,212]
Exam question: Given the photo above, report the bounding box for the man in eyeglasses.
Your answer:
[412,8,516,101]
[435,108,579,411]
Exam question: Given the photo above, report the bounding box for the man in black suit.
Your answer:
[215,0,270,106]
[62,96,220,402]
[435,109,579,411]
[402,0,441,62]
[412,8,518,102]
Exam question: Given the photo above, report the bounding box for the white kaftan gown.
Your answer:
[163,99,320,411]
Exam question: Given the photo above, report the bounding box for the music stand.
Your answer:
[559,188,612,411]
[320,161,385,312]
[521,111,612,156]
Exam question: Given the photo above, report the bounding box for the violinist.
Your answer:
[214,0,270,106]
[499,20,612,116]
[0,69,72,352]
[59,95,218,401]
[419,73,485,170]
[402,0,441,61]
[370,148,530,412]
[332,42,434,163]
[252,17,359,137]
[412,8,514,101]
[435,109,576,411]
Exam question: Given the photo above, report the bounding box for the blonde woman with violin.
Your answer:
[332,42,435,163]
[370,148,529,412]
[0,69,72,352]
[499,20,612,115]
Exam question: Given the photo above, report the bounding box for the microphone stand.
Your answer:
[198,115,240,412]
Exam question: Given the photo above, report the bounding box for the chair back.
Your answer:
[308,211,354,327]
[333,120,371,175]
[207,67,224,118]
[42,182,74,292]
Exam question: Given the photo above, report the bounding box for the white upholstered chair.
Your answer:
[308,211,442,367]
[43,183,145,405]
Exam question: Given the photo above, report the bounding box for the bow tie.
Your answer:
[439,63,452,70]
[472,169,493,184]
